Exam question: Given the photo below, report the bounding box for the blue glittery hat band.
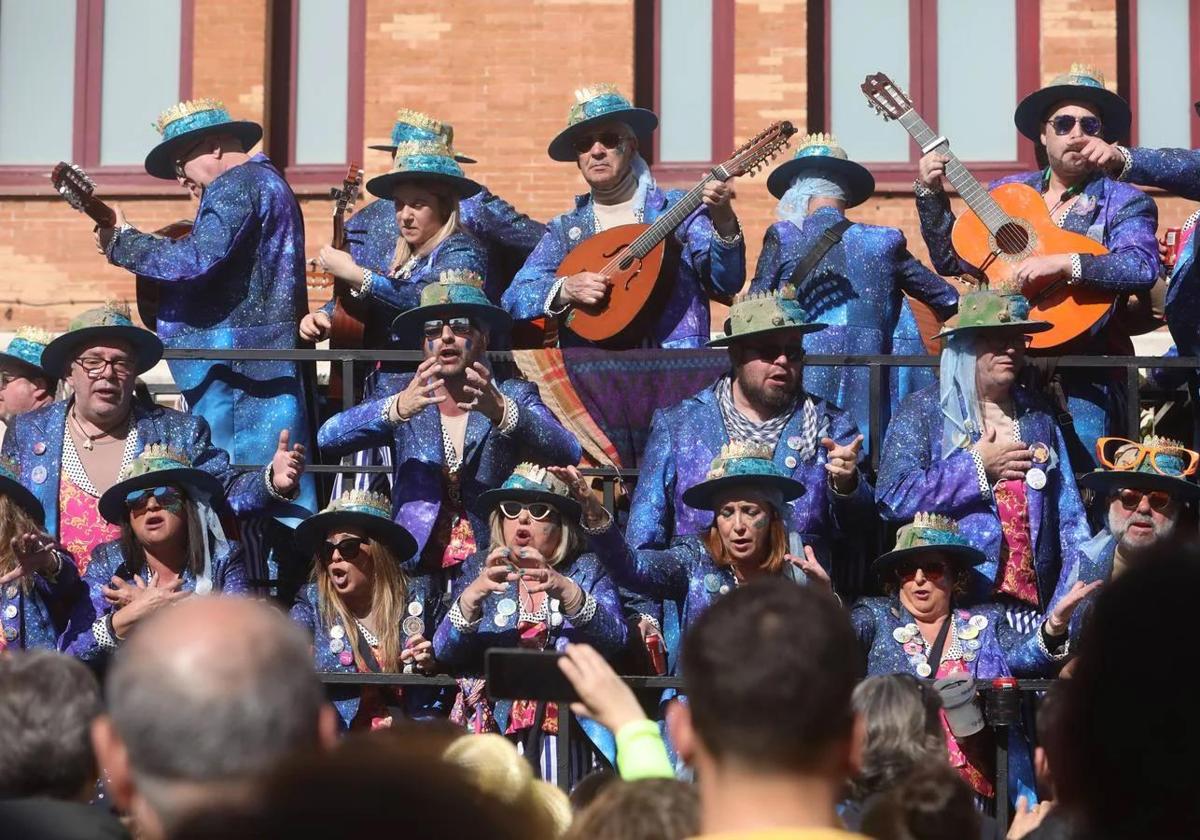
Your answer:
[907,526,971,548]
[719,458,788,480]
[1006,295,1033,320]
[0,459,18,483]
[501,473,567,497]
[578,92,635,122]
[3,337,47,368]
[391,123,443,146]
[393,153,466,179]
[162,107,236,142]
[796,145,834,159]
[333,502,392,519]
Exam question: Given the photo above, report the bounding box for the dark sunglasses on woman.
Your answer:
[124,486,184,512]
[319,536,369,562]
[896,559,948,583]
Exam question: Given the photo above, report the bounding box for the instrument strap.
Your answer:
[926,613,955,674]
[786,219,853,296]
[353,627,406,721]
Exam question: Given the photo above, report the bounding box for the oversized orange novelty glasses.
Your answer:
[1096,437,1199,477]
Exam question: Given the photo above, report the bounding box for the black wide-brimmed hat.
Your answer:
[1078,435,1200,500]
[547,84,659,162]
[872,513,986,581]
[145,98,263,180]
[40,302,164,378]
[1014,64,1131,143]
[680,441,805,512]
[97,445,226,524]
[294,490,418,561]
[390,269,512,345]
[766,133,875,207]
[475,463,581,522]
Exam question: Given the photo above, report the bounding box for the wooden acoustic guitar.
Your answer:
[305,165,364,406]
[861,72,1113,350]
[558,120,797,345]
[51,162,192,331]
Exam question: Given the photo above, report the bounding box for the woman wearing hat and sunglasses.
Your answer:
[433,462,626,783]
[556,442,831,672]
[851,512,1093,807]
[0,456,90,652]
[291,490,446,730]
[67,445,248,662]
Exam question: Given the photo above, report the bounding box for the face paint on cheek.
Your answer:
[751,515,769,530]
[425,338,436,353]
[464,339,473,352]
[162,499,184,515]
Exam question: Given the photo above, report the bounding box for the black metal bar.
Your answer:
[557,703,571,789]
[868,361,883,473]
[995,729,1010,838]
[341,357,354,410]
[1126,363,1142,438]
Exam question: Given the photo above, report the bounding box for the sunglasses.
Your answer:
[1115,488,1174,512]
[319,536,369,562]
[743,343,805,363]
[125,486,184,512]
[896,559,949,583]
[1096,437,1199,477]
[1048,114,1104,137]
[498,501,557,521]
[572,132,624,155]
[422,317,474,339]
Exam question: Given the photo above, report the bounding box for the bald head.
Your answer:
[105,597,325,784]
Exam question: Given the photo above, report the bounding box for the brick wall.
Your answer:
[0,0,1194,336]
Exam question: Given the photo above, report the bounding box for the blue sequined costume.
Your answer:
[317,377,581,565]
[749,207,959,447]
[0,562,90,653]
[106,153,316,515]
[67,538,247,662]
[915,173,1159,465]
[290,574,450,729]
[502,188,746,348]
[876,384,1091,610]
[2,401,279,537]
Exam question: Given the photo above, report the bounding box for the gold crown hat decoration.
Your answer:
[144,98,262,180]
[767,129,875,204]
[872,511,986,580]
[437,268,485,289]
[1014,62,1130,141]
[681,438,806,512]
[705,441,776,480]
[933,287,1052,341]
[709,289,825,347]
[369,108,477,162]
[548,82,659,161]
[14,326,54,346]
[391,266,511,346]
[293,487,418,561]
[98,443,225,525]
[364,138,481,200]
[1079,434,1200,500]
[475,462,581,522]
[792,132,849,159]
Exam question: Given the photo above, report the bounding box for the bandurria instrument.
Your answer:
[861,72,1113,350]
[556,120,797,345]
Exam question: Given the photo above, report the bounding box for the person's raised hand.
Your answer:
[1007,796,1054,840]
[400,634,437,673]
[390,357,445,422]
[1044,579,1103,637]
[821,434,863,494]
[271,429,306,497]
[917,152,950,191]
[317,245,359,283]
[460,362,506,423]
[787,544,831,590]
[0,532,61,584]
[459,554,518,619]
[559,642,647,733]
[1077,136,1125,176]
[548,465,608,528]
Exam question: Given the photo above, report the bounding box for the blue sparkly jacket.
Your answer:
[627,379,873,577]
[317,377,582,565]
[0,562,90,653]
[749,208,959,448]
[1,401,280,539]
[106,153,316,515]
[290,574,451,729]
[502,187,745,348]
[339,187,546,308]
[876,383,1091,610]
[916,172,1159,464]
[67,538,248,662]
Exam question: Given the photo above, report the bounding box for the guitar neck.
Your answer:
[897,109,1011,235]
[83,196,117,228]
[332,215,346,251]
[622,174,714,261]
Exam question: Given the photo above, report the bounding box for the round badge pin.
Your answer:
[496,597,517,617]
[549,598,561,613]
[903,640,923,656]
[568,226,582,241]
[784,456,798,469]
[330,625,345,640]
[969,614,988,630]
[549,612,564,629]
[329,638,345,654]
[916,662,933,678]
[33,442,46,455]
[402,616,425,638]
[4,585,17,599]
[1030,442,1051,464]
[1026,467,1047,490]
[718,584,731,595]
[958,626,979,641]
[704,573,721,594]
[3,604,16,619]
[4,626,18,641]
[494,612,511,628]
[962,650,977,662]
[966,638,981,651]
[788,435,802,451]
[407,601,423,618]
[892,627,911,643]
[906,623,919,636]
[338,650,354,666]
[31,465,46,485]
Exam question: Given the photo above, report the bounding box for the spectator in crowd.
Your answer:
[0,650,129,840]
[876,287,1092,634]
[67,446,249,663]
[1008,682,1073,840]
[564,778,699,840]
[841,675,947,831]
[1,303,305,575]
[859,760,982,840]
[290,489,447,729]
[434,463,627,782]
[1,455,90,652]
[1052,547,1200,839]
[667,578,866,838]
[90,597,337,840]
[0,327,58,431]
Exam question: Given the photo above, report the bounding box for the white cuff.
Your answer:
[265,465,295,502]
[969,449,992,501]
[581,505,614,536]
[448,599,482,633]
[1115,144,1133,181]
[92,616,119,652]
[1069,253,1083,283]
[496,395,519,436]
[544,278,571,317]
[713,218,743,246]
[1038,625,1072,661]
[569,594,598,626]
[351,267,373,299]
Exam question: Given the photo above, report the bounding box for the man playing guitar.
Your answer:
[502,84,745,348]
[914,66,1159,469]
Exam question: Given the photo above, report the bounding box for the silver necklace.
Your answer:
[353,617,379,648]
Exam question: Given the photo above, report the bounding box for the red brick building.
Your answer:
[0,0,1196,334]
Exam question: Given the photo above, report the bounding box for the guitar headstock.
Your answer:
[861,73,913,122]
[330,164,365,218]
[51,162,116,226]
[714,121,797,180]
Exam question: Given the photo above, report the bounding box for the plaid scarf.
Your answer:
[714,376,821,460]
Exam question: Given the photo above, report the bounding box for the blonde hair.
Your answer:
[389,184,461,274]
[0,496,43,594]
[486,507,582,568]
[703,508,789,576]
[312,537,409,671]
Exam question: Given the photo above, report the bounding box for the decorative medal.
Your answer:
[329,637,345,654]
[496,597,517,617]
[407,601,423,617]
[1026,468,1047,490]
[704,573,721,594]
[1030,442,1051,464]
[969,615,988,630]
[402,616,425,638]
[893,627,912,644]
[916,662,933,678]
[338,650,354,666]
[3,604,16,619]
[330,625,345,640]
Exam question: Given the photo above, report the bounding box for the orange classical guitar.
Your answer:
[557,120,796,346]
[861,72,1113,350]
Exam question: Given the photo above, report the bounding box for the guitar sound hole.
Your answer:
[618,256,634,271]
[994,222,1029,255]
